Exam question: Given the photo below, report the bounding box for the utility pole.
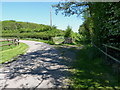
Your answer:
[50,7,52,27]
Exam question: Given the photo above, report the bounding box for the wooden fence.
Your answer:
[0,38,19,47]
[93,43,120,73]
[103,44,120,63]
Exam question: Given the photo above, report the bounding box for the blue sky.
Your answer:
[2,2,84,32]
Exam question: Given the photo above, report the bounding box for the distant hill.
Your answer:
[1,20,65,40]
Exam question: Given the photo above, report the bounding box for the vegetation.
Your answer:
[53,2,120,48]
[1,20,65,40]
[90,2,120,47]
[1,2,119,88]
[64,26,73,38]
[78,17,92,43]
[1,20,80,45]
[0,40,19,51]
[70,45,120,88]
[53,1,120,88]
[0,43,28,64]
[52,36,64,44]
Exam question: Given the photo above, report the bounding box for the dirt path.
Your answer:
[0,40,73,89]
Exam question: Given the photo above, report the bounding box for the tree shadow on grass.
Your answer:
[70,46,120,89]
[1,44,119,89]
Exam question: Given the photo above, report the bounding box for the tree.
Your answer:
[53,1,120,47]
[64,26,72,38]
[52,2,90,17]
[53,1,92,43]
[78,16,93,43]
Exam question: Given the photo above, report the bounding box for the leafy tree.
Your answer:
[52,2,89,17]
[53,1,120,47]
[64,26,72,38]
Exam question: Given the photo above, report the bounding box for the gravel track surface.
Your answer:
[0,40,71,89]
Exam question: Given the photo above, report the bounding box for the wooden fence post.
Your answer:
[18,39,19,45]
[105,45,107,61]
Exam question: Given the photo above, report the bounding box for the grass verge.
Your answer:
[70,44,120,89]
[0,41,16,51]
[0,43,28,64]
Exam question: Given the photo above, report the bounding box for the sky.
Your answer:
[1,2,84,32]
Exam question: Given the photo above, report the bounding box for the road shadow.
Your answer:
[0,46,79,88]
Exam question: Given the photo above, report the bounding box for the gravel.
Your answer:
[0,40,71,89]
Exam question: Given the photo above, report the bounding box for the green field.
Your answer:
[0,42,28,64]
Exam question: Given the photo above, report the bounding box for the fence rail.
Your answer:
[103,44,120,62]
[0,38,19,47]
[93,43,120,73]
[103,44,120,52]
[93,43,120,63]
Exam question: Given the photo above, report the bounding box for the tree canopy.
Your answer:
[53,2,120,47]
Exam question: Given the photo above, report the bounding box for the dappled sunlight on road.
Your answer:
[0,40,73,89]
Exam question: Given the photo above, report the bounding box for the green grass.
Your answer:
[0,41,16,51]
[70,44,120,89]
[0,43,28,64]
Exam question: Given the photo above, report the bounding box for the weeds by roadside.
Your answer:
[69,45,120,89]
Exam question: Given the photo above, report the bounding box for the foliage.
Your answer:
[2,20,51,32]
[64,26,73,38]
[53,2,120,88]
[52,2,89,17]
[70,45,120,88]
[1,20,80,45]
[91,2,120,47]
[0,41,16,51]
[1,20,65,40]
[53,2,120,48]
[72,32,81,43]
[0,43,28,64]
[52,36,64,44]
[78,17,93,42]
